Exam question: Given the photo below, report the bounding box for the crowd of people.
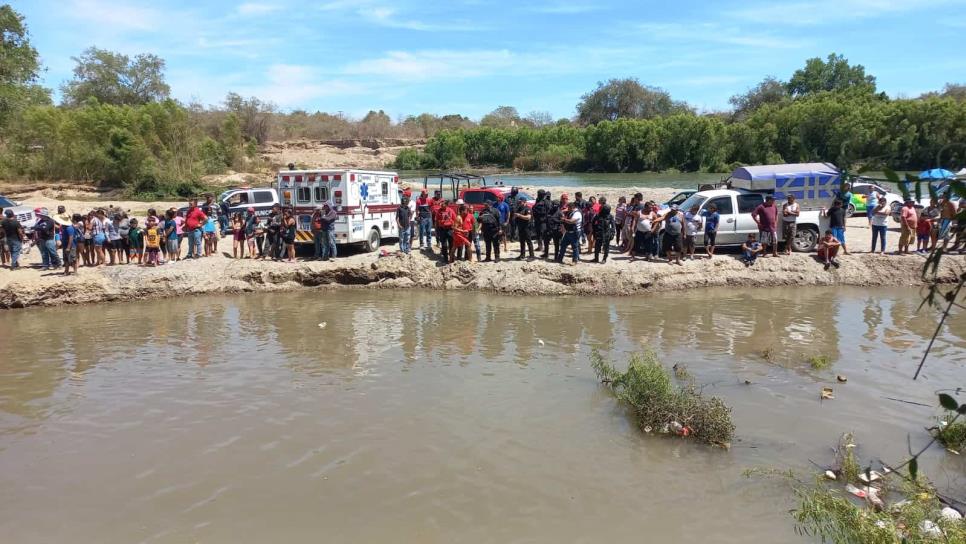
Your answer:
[395,186,964,268]
[1,184,963,276]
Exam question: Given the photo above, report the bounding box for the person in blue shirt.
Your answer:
[702,204,720,258]
[741,233,764,266]
[494,194,511,252]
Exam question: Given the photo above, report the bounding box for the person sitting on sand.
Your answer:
[823,199,848,255]
[741,233,763,266]
[817,230,841,270]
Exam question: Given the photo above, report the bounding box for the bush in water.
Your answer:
[590,349,734,447]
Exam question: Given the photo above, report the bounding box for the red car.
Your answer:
[453,187,536,213]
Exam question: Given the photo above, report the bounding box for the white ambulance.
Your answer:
[274,169,402,252]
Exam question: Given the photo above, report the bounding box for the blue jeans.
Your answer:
[321,230,337,259]
[313,231,324,258]
[7,239,21,268]
[871,225,886,252]
[399,228,411,254]
[556,231,580,262]
[418,217,432,247]
[743,250,758,263]
[38,238,50,267]
[188,229,203,258]
[219,214,229,235]
[44,239,61,267]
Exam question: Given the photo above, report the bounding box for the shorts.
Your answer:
[93,233,106,246]
[113,239,124,251]
[938,218,953,239]
[831,227,846,245]
[283,235,295,244]
[917,233,930,242]
[63,246,77,264]
[131,248,144,255]
[782,221,797,242]
[759,230,776,245]
[704,229,717,247]
[662,232,682,253]
[147,248,160,259]
[684,234,696,250]
[166,239,179,253]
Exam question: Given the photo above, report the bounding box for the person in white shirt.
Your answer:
[555,202,582,264]
[781,194,800,255]
[683,205,703,260]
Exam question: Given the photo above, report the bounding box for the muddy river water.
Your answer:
[1,288,963,543]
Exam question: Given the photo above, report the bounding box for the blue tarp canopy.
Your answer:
[918,168,955,180]
[731,162,839,182]
[729,163,841,204]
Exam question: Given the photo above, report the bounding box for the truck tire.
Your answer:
[792,226,818,253]
[846,203,855,218]
[364,228,381,252]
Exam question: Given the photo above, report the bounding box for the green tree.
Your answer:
[729,76,788,120]
[0,4,49,131]
[62,47,170,106]
[358,109,392,138]
[218,112,244,168]
[481,106,523,128]
[577,78,690,125]
[786,53,876,97]
[423,130,467,168]
[223,92,275,144]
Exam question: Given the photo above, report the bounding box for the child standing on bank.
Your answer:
[145,218,161,266]
[128,218,144,265]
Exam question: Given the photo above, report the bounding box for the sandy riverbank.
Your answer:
[1,219,961,309]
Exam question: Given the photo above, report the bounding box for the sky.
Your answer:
[14,0,966,121]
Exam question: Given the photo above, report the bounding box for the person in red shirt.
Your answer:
[184,199,207,259]
[450,203,472,263]
[916,213,932,254]
[436,200,455,262]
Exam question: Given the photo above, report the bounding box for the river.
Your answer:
[1,288,963,543]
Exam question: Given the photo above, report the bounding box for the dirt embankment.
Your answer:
[260,138,425,170]
[1,245,962,310]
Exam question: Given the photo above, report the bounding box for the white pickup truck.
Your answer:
[676,188,827,252]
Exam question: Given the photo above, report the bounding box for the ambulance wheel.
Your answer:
[364,228,381,252]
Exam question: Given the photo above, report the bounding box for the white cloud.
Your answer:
[730,0,956,25]
[344,50,515,80]
[237,2,282,16]
[243,64,357,106]
[68,0,162,31]
[635,22,806,49]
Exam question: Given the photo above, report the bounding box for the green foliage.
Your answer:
[61,47,170,106]
[0,4,47,131]
[793,480,966,544]
[417,92,966,173]
[577,78,691,125]
[787,53,877,98]
[935,412,966,451]
[392,147,433,170]
[809,354,833,370]
[590,349,735,446]
[0,99,246,197]
[423,129,467,169]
